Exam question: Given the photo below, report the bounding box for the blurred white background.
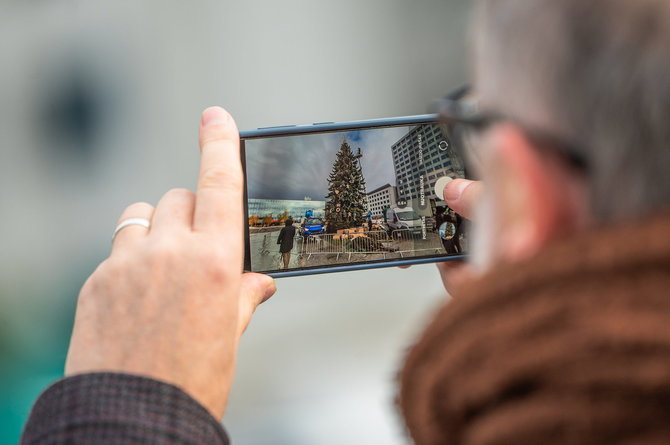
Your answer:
[0,1,471,443]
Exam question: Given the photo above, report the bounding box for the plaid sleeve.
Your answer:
[20,372,230,445]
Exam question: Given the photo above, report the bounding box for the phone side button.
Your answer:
[312,122,334,125]
[257,125,297,130]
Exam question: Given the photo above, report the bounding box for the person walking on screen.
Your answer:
[277,218,296,269]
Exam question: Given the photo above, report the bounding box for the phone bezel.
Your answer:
[240,114,467,278]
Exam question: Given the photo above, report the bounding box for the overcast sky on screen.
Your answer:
[245,126,410,201]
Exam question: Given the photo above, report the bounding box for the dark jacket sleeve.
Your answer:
[277,227,285,244]
[20,372,229,445]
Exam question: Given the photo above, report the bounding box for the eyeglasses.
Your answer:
[432,85,589,179]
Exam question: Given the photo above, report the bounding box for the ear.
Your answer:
[487,124,587,262]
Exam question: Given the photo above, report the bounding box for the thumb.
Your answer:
[237,273,276,336]
[443,179,482,220]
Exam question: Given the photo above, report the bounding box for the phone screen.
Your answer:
[241,118,468,275]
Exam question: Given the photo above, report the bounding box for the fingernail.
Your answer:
[201,106,228,127]
[444,179,472,204]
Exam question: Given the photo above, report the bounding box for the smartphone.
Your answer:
[240,114,469,277]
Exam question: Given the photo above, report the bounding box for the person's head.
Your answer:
[285,218,293,226]
[468,0,670,270]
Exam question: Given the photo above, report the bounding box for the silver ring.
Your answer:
[112,218,151,242]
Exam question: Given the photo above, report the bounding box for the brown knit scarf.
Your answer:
[400,211,670,445]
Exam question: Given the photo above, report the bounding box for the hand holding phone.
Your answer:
[66,107,275,420]
[435,178,482,294]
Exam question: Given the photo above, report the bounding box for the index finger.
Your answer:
[194,106,243,237]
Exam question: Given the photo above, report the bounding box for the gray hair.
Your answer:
[474,0,670,221]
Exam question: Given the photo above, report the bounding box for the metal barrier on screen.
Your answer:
[295,228,444,262]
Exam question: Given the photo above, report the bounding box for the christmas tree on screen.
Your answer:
[325,139,367,231]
